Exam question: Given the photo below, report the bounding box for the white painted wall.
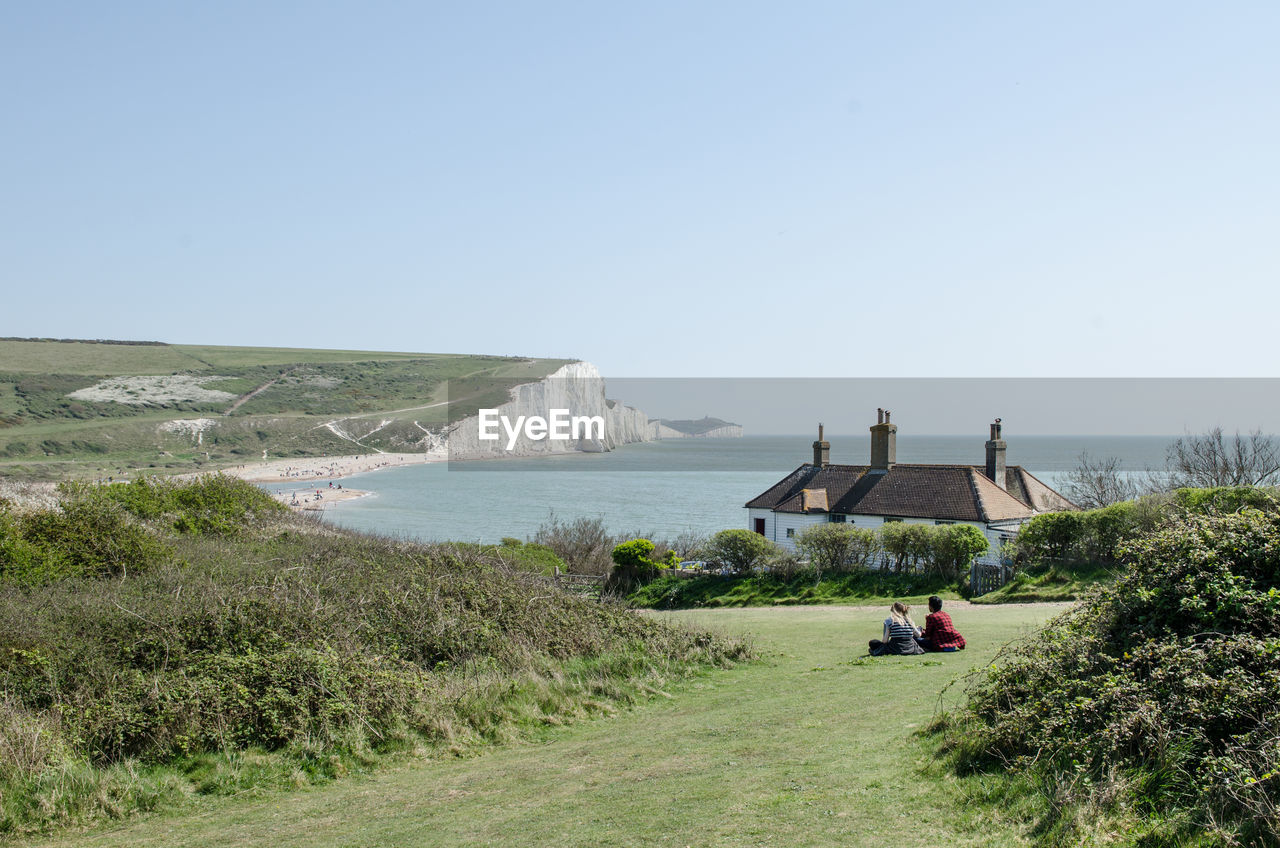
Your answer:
[773,513,828,550]
[746,508,775,542]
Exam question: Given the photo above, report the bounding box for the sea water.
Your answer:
[267,435,1171,543]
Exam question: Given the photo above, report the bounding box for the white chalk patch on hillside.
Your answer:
[69,376,238,405]
[159,418,220,439]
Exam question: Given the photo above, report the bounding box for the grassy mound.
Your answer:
[629,571,957,609]
[0,482,749,836]
[0,475,283,586]
[938,508,1280,845]
[74,473,287,536]
[969,561,1115,605]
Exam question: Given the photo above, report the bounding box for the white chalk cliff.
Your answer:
[446,362,655,460]
[650,421,745,439]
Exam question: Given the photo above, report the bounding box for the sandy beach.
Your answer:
[224,451,446,484]
[219,451,446,513]
[267,484,372,511]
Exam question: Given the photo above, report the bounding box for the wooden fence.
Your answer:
[969,562,1014,597]
[542,570,607,599]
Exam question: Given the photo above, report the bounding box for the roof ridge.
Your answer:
[964,468,987,521]
[969,468,1038,511]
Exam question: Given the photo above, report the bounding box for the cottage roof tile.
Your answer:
[745,462,1076,522]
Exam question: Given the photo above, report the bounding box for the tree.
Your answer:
[1165,428,1280,488]
[1063,452,1141,509]
[796,524,876,581]
[701,529,779,575]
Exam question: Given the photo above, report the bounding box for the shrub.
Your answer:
[929,524,988,580]
[0,497,167,585]
[944,507,1280,843]
[0,527,751,833]
[879,522,937,573]
[1172,485,1280,515]
[796,524,876,580]
[700,529,779,575]
[607,538,664,594]
[1078,500,1138,562]
[1011,511,1085,561]
[74,474,286,536]
[532,514,614,575]
[628,569,954,610]
[453,540,565,575]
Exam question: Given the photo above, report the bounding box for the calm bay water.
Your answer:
[268,435,1171,543]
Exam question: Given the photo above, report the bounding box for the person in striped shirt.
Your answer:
[868,601,925,656]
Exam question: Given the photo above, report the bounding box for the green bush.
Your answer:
[450,540,566,575]
[795,524,876,579]
[1172,485,1280,515]
[944,507,1280,844]
[70,474,286,536]
[607,538,670,594]
[1011,487,1280,570]
[930,524,989,580]
[1012,511,1085,561]
[700,529,780,575]
[0,497,168,585]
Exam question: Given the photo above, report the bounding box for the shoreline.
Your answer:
[266,484,373,511]
[223,451,446,484]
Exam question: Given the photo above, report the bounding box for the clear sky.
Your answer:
[4,2,1277,377]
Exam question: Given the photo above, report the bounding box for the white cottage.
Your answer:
[744,411,1076,565]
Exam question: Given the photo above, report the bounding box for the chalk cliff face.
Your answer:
[650,422,745,439]
[446,362,654,460]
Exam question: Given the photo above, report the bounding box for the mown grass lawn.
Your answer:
[24,603,1067,848]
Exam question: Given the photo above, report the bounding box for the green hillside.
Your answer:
[0,339,571,479]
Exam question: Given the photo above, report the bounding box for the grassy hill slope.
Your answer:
[0,477,748,836]
[0,339,571,479]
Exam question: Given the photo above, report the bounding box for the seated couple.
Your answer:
[868,596,966,656]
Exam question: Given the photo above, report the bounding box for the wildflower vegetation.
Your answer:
[935,504,1280,845]
[0,479,749,837]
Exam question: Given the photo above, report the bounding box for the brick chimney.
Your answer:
[869,408,896,472]
[984,418,1006,489]
[812,423,830,467]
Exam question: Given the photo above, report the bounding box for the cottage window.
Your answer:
[828,514,847,523]
[883,517,903,524]
[785,527,796,538]
[934,520,955,526]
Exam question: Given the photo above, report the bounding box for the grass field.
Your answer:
[24,603,1067,848]
[0,341,446,375]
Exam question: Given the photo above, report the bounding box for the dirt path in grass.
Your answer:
[222,367,299,416]
[28,604,1068,848]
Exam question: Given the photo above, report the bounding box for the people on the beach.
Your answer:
[868,601,925,656]
[915,596,966,652]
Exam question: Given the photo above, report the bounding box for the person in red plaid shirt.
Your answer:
[915,596,966,652]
